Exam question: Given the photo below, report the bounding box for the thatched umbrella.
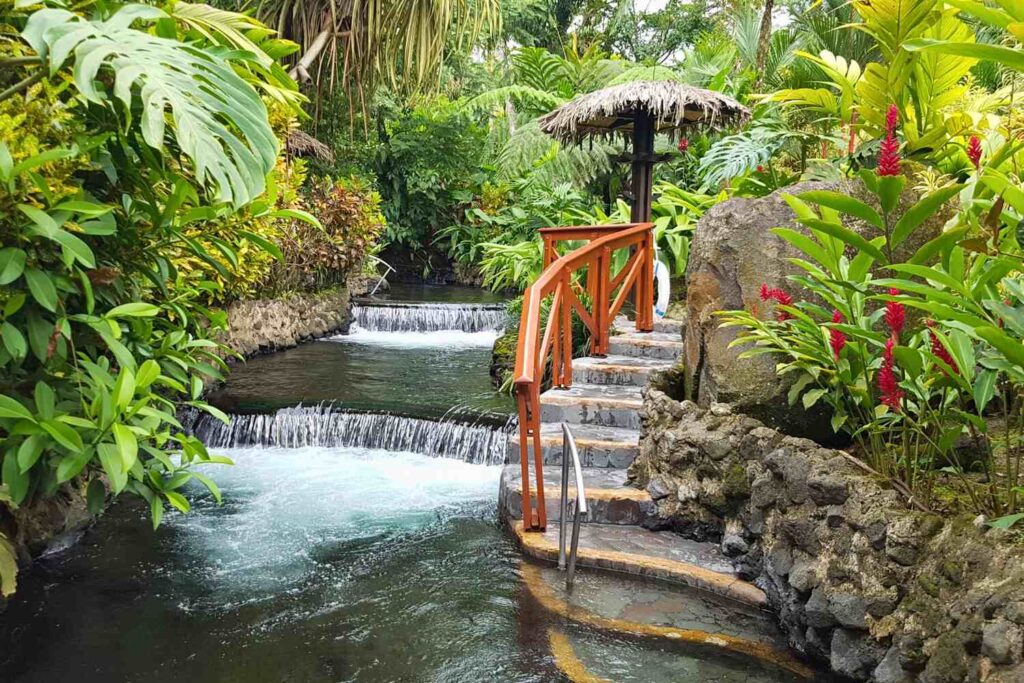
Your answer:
[538,80,749,222]
[286,130,335,163]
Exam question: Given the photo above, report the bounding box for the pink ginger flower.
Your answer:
[678,137,689,153]
[877,104,902,177]
[878,338,904,410]
[760,284,794,321]
[829,310,847,360]
[884,288,906,340]
[926,320,959,376]
[967,136,982,170]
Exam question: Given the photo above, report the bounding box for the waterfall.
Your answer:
[351,302,507,333]
[181,404,514,466]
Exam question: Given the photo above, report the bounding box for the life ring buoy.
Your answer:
[653,257,670,318]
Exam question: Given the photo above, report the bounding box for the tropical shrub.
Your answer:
[0,0,303,596]
[718,107,1024,525]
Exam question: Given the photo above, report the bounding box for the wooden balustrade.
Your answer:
[514,223,654,531]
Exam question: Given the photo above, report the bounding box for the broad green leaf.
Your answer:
[3,293,26,317]
[803,219,887,263]
[106,302,159,318]
[112,423,138,471]
[97,443,127,493]
[192,471,222,504]
[0,140,11,181]
[56,448,91,483]
[0,534,17,597]
[41,419,83,452]
[905,39,1024,72]
[877,175,905,216]
[164,490,190,513]
[891,185,964,250]
[33,382,55,420]
[237,230,283,260]
[988,513,1024,530]
[136,359,161,390]
[17,434,46,473]
[973,369,997,413]
[976,326,1024,369]
[802,388,826,409]
[0,248,26,285]
[0,395,34,421]
[150,496,164,529]
[1,322,26,360]
[893,346,923,377]
[112,368,136,411]
[799,190,883,229]
[3,449,29,504]
[24,269,58,312]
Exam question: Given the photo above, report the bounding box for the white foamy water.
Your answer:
[331,326,500,348]
[169,446,501,601]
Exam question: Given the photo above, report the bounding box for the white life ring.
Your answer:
[653,256,670,318]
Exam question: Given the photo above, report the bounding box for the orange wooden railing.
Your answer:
[514,222,655,531]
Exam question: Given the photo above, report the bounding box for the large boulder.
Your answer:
[683,178,945,441]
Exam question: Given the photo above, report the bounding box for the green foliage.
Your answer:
[719,161,1024,521]
[0,0,303,543]
[374,96,487,249]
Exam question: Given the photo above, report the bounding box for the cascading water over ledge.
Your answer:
[351,301,508,333]
[181,404,515,465]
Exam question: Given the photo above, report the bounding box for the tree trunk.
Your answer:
[754,0,774,85]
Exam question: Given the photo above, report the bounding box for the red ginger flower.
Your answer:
[967,136,982,170]
[926,320,959,376]
[760,284,794,321]
[678,137,689,153]
[884,288,906,339]
[829,310,847,359]
[878,337,904,410]
[877,104,902,177]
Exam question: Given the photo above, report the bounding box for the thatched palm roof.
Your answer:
[286,130,335,162]
[538,80,749,145]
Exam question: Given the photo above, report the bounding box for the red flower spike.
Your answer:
[878,338,904,410]
[759,284,794,321]
[756,165,765,173]
[829,310,847,360]
[926,320,959,376]
[884,288,905,339]
[885,104,899,134]
[678,137,689,153]
[967,136,982,170]
[877,105,902,177]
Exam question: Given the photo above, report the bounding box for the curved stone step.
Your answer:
[540,384,642,429]
[498,466,654,525]
[572,355,674,387]
[614,315,685,335]
[608,331,684,361]
[547,627,813,683]
[506,423,639,469]
[511,521,767,608]
[525,563,813,678]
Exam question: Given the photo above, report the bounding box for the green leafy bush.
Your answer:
[0,0,301,586]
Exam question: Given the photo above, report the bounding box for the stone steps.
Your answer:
[498,466,654,526]
[614,314,684,335]
[546,627,809,683]
[540,384,643,429]
[511,520,766,608]
[526,563,812,679]
[505,423,639,469]
[608,330,685,361]
[572,355,674,387]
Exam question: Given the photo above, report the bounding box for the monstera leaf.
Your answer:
[23,4,278,207]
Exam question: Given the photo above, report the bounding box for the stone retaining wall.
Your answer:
[217,286,351,358]
[629,389,1024,683]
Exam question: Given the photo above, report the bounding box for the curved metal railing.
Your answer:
[558,423,587,591]
[513,222,654,531]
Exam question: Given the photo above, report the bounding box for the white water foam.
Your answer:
[332,326,499,348]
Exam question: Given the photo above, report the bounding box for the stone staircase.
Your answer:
[500,316,812,680]
[500,316,768,604]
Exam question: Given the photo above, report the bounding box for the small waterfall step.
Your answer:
[350,301,507,332]
[525,564,813,678]
[540,384,643,429]
[506,423,639,468]
[499,466,653,525]
[512,521,767,608]
[572,355,675,387]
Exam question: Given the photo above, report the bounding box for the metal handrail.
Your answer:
[558,423,588,591]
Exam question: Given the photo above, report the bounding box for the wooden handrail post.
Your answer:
[595,246,611,355]
[639,230,655,332]
[515,389,534,529]
[531,383,546,530]
[561,273,572,387]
